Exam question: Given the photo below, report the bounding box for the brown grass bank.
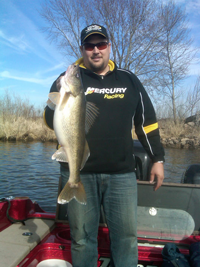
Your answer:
[1,91,200,148]
[1,115,200,149]
[159,119,200,149]
[0,91,56,142]
[0,115,56,142]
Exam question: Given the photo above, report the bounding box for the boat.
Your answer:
[1,141,200,267]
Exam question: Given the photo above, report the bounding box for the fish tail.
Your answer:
[57,181,87,205]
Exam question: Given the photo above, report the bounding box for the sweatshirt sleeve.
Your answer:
[132,74,165,163]
[43,72,65,130]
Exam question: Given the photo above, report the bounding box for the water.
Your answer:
[0,142,200,213]
[0,142,60,213]
[164,147,200,182]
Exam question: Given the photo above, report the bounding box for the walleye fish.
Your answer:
[47,64,98,205]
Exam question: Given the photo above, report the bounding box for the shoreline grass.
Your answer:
[0,91,200,148]
[0,116,57,142]
[0,91,56,142]
[0,115,200,149]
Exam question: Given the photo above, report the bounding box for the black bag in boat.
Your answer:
[189,242,200,267]
[162,243,190,267]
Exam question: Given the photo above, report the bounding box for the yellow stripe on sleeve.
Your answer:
[143,122,158,134]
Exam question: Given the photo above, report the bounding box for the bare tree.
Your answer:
[40,0,85,59]
[40,0,198,118]
[155,0,198,124]
[186,75,200,116]
[156,75,200,121]
[84,0,168,91]
[40,0,166,90]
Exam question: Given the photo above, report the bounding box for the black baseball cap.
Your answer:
[81,24,109,45]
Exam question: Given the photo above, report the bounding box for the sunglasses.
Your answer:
[82,42,109,51]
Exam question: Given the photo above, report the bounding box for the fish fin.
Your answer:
[60,91,70,109]
[48,92,61,106]
[80,140,90,170]
[47,98,56,110]
[85,102,99,134]
[52,147,68,162]
[58,181,87,205]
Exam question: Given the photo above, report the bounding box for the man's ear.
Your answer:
[108,43,111,54]
[80,46,83,56]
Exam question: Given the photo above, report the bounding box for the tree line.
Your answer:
[40,0,200,124]
[0,90,43,123]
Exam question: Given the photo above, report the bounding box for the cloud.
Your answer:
[161,0,200,14]
[188,60,200,76]
[0,30,32,54]
[0,85,16,91]
[172,0,186,3]
[186,0,200,14]
[0,1,64,64]
[36,63,66,76]
[161,0,187,4]
[0,71,57,86]
[0,28,58,65]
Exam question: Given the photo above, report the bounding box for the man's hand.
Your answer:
[150,162,164,191]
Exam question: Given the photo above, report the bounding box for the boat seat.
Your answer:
[0,218,55,267]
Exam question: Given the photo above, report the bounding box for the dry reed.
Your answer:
[0,91,56,142]
[0,91,199,144]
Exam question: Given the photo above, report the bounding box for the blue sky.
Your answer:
[0,0,200,108]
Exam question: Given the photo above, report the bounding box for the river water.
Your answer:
[0,141,200,213]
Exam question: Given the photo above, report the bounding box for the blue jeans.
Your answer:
[60,166,138,267]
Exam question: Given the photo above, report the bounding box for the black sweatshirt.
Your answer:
[44,59,165,174]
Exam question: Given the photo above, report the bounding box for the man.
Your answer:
[44,24,165,267]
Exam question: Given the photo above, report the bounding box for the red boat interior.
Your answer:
[1,181,200,267]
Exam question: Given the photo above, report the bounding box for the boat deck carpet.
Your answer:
[0,218,55,267]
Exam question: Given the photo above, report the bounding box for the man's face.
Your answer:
[80,34,111,75]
